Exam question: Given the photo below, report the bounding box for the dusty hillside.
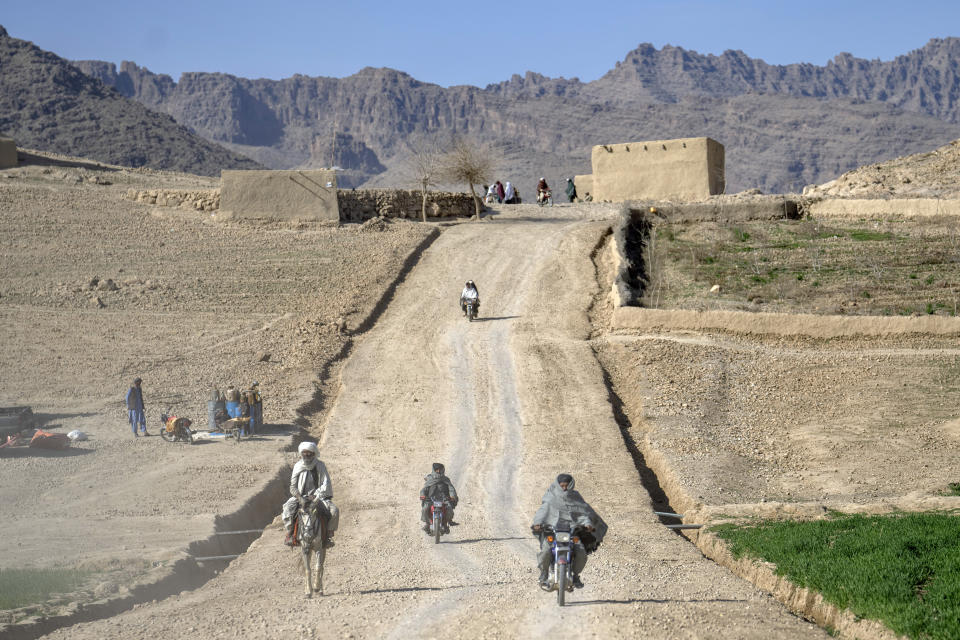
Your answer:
[0,150,435,632]
[0,27,260,176]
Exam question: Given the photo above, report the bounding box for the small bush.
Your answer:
[850,230,895,241]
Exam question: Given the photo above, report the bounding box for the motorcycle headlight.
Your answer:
[556,532,571,543]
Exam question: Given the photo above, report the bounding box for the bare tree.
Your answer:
[407,142,442,222]
[440,137,495,219]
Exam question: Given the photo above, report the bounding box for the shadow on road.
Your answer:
[445,535,529,545]
[473,316,521,323]
[565,597,750,607]
[352,579,517,596]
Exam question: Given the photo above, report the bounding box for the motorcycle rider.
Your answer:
[536,177,550,204]
[459,280,480,317]
[282,441,339,547]
[420,462,459,534]
[531,473,606,590]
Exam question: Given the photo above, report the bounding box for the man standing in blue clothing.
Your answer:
[125,377,148,437]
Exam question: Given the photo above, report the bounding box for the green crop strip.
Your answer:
[713,513,960,639]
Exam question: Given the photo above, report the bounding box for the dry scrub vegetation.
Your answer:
[641,217,960,316]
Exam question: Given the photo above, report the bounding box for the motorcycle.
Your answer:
[159,409,194,444]
[537,189,553,207]
[465,298,478,322]
[539,524,584,606]
[429,499,450,544]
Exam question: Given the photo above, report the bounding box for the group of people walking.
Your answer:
[484,180,521,204]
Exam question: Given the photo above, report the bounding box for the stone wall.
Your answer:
[0,138,17,169]
[591,137,725,202]
[221,170,339,221]
[126,189,220,211]
[125,185,477,222]
[337,189,477,221]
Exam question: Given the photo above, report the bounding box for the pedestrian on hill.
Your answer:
[565,178,578,203]
[125,377,148,437]
[495,180,505,203]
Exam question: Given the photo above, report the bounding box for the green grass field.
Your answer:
[713,513,960,639]
[0,568,91,610]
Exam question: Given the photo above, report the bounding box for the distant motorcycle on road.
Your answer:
[465,299,478,322]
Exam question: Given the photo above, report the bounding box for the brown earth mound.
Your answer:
[804,138,960,199]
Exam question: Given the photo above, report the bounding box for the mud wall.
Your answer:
[574,174,594,200]
[221,170,339,221]
[591,137,725,203]
[0,137,17,169]
[808,198,960,218]
[337,189,476,221]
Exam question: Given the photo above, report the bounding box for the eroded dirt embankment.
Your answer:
[589,209,960,640]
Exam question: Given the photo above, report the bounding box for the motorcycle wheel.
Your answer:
[185,428,194,444]
[434,515,441,544]
[557,566,567,606]
[234,428,241,443]
[160,427,175,442]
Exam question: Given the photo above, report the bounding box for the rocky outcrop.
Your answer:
[0,29,260,176]
[7,21,957,192]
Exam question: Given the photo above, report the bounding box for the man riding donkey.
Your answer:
[282,441,339,547]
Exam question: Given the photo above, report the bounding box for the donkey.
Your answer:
[296,496,328,598]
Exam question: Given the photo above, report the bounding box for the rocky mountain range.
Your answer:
[4,21,960,193]
[0,26,260,176]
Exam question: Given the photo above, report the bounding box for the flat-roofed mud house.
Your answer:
[580,137,724,202]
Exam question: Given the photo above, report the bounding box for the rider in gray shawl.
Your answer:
[420,462,459,533]
[531,473,607,589]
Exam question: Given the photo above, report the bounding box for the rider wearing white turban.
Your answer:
[282,441,339,546]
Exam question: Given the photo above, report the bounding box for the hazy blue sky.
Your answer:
[4,1,957,87]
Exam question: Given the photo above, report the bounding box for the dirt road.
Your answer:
[38,204,828,639]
